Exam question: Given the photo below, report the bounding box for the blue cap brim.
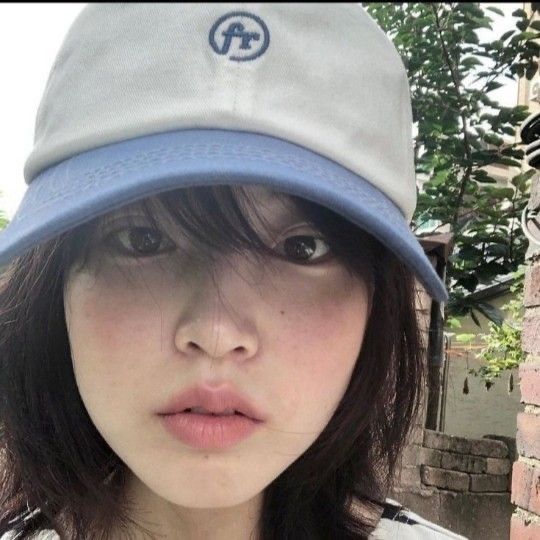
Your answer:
[1,129,449,303]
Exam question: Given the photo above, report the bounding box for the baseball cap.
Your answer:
[0,3,449,303]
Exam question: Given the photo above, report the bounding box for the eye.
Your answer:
[274,233,332,265]
[102,226,176,258]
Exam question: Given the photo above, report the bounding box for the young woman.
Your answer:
[0,4,466,539]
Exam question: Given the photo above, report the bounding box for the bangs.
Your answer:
[60,183,377,288]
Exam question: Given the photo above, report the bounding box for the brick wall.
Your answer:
[391,427,515,539]
[420,430,512,493]
[392,264,517,539]
[510,174,540,539]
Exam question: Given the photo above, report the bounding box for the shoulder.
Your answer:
[369,498,469,540]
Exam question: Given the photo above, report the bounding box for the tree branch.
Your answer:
[431,3,475,233]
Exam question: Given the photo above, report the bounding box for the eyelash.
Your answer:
[100,225,333,265]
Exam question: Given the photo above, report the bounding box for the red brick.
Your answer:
[530,466,540,515]
[517,412,540,460]
[519,363,540,407]
[522,311,540,355]
[512,461,534,509]
[524,262,540,308]
[510,513,540,540]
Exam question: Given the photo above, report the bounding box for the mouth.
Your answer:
[156,383,268,423]
[159,408,263,449]
[182,408,247,417]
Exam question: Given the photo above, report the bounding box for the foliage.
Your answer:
[446,265,525,390]
[363,2,539,384]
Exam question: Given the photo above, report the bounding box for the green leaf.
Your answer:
[465,31,480,44]
[446,317,462,329]
[485,244,508,258]
[511,169,536,190]
[526,63,538,80]
[475,302,505,326]
[530,20,540,31]
[471,309,482,328]
[473,169,497,184]
[501,125,517,136]
[500,30,516,41]
[483,133,505,146]
[456,333,476,343]
[478,177,498,184]
[512,8,528,18]
[460,274,480,293]
[462,56,483,68]
[495,157,523,167]
[518,31,540,40]
[495,187,517,199]
[486,6,504,16]
[485,80,503,92]
[459,245,483,259]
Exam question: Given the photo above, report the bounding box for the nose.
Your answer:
[173,256,260,362]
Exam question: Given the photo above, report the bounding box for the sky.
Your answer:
[0,3,525,220]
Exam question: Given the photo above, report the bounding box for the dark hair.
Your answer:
[0,184,426,540]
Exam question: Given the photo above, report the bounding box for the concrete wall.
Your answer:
[443,288,523,440]
[443,348,522,440]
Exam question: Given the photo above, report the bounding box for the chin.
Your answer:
[162,488,256,509]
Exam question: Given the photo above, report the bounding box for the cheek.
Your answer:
[64,271,161,411]
[272,270,369,424]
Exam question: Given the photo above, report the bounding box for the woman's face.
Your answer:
[63,185,372,533]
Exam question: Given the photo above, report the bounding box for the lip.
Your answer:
[159,412,262,450]
[156,383,268,423]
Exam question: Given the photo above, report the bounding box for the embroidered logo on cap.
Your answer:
[209,11,270,62]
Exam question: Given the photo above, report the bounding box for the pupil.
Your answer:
[284,236,315,260]
[130,228,161,254]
